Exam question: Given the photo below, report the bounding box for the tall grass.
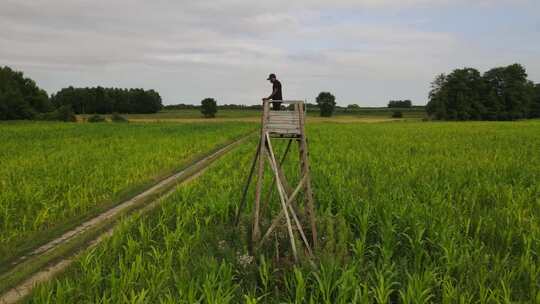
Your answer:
[28,120,540,303]
[0,121,253,260]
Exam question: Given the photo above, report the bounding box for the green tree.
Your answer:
[388,100,412,108]
[0,66,51,120]
[427,69,485,120]
[50,87,162,114]
[483,64,533,120]
[316,92,336,117]
[347,104,360,110]
[201,98,217,118]
[426,74,448,120]
[531,84,540,118]
[428,64,536,121]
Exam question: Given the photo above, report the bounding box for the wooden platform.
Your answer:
[263,102,304,137]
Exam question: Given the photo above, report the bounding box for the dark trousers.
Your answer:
[271,101,282,111]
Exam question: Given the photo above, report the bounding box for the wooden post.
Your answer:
[298,101,318,249]
[265,132,298,261]
[252,101,269,245]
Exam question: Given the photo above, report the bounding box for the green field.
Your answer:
[0,121,254,264]
[25,120,540,303]
[78,107,426,122]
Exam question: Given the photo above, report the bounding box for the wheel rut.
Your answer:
[0,133,253,304]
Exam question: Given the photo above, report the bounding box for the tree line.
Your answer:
[388,100,412,108]
[0,66,163,121]
[0,66,51,120]
[164,103,262,110]
[51,87,162,114]
[427,63,540,120]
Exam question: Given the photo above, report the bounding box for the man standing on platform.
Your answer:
[262,73,282,110]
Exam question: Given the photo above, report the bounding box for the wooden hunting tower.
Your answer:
[236,100,317,262]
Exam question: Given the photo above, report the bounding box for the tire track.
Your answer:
[0,132,253,304]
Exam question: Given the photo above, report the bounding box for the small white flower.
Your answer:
[237,253,254,268]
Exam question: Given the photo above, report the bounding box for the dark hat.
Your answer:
[267,73,276,80]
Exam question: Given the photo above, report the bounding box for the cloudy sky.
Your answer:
[1,0,539,106]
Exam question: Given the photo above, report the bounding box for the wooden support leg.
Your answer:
[299,136,318,249]
[261,162,313,257]
[235,141,261,226]
[252,134,266,246]
[265,133,298,261]
[261,139,293,221]
[258,175,305,247]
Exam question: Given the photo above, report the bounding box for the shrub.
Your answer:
[201,98,217,118]
[316,92,336,117]
[111,112,128,123]
[392,111,403,118]
[35,105,77,122]
[87,114,106,123]
[55,105,77,122]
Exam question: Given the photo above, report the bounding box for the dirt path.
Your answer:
[0,133,253,304]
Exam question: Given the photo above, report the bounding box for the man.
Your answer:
[262,73,282,110]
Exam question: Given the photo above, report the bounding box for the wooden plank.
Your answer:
[267,130,300,135]
[267,121,298,125]
[269,115,297,119]
[268,122,299,127]
[268,117,296,120]
[267,123,299,129]
[267,123,299,127]
[268,118,299,123]
[268,116,298,121]
[267,126,300,130]
[269,111,297,116]
[268,130,301,135]
[267,115,298,120]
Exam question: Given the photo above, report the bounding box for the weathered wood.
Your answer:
[242,99,317,262]
[267,119,298,124]
[258,174,305,247]
[260,139,292,220]
[269,110,297,114]
[265,132,298,261]
[268,117,296,121]
[252,102,269,246]
[269,100,304,104]
[267,128,300,133]
[268,128,300,133]
[266,122,299,128]
[269,111,297,115]
[268,121,300,126]
[263,136,312,256]
[298,101,318,249]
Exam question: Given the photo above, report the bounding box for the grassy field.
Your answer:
[77,107,426,123]
[26,120,540,303]
[0,121,254,264]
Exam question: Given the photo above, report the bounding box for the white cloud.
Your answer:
[0,0,538,106]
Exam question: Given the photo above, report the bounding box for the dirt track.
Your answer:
[0,133,253,304]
